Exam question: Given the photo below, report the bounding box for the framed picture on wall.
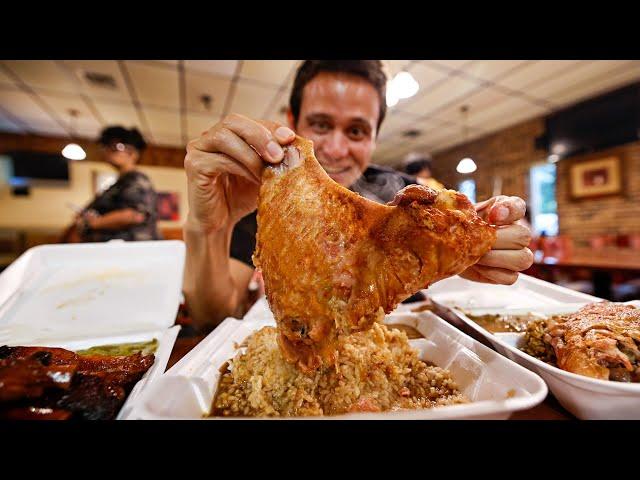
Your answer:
[157,192,180,221]
[569,156,622,199]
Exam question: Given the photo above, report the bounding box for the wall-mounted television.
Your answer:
[6,151,70,182]
[536,81,640,158]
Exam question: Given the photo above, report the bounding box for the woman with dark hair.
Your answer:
[404,156,445,191]
[73,126,161,242]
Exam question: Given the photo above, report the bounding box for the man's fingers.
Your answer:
[493,224,532,250]
[191,114,294,164]
[474,265,519,285]
[257,120,296,144]
[476,248,534,272]
[185,149,260,185]
[487,196,527,225]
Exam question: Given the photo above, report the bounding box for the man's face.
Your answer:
[289,72,380,187]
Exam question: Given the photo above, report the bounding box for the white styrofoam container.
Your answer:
[424,273,602,311]
[426,275,640,419]
[127,298,547,420]
[0,240,186,419]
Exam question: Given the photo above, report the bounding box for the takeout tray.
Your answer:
[0,240,186,419]
[425,274,640,419]
[126,297,547,420]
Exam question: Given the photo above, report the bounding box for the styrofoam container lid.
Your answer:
[0,241,185,345]
[426,273,601,311]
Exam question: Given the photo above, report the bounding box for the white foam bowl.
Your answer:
[447,302,640,420]
[127,300,547,420]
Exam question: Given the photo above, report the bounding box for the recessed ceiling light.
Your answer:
[456,157,477,174]
[62,143,86,160]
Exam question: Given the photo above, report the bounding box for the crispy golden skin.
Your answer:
[254,136,496,371]
[547,302,640,381]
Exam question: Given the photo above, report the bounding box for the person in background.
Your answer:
[403,155,445,191]
[74,126,161,242]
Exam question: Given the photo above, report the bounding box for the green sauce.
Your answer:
[76,339,158,356]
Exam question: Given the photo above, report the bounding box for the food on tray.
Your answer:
[465,312,548,333]
[385,324,425,339]
[522,302,640,382]
[76,339,158,356]
[210,323,466,417]
[254,135,496,371]
[0,343,155,420]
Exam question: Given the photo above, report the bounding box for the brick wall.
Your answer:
[556,142,640,246]
[431,118,546,202]
[432,118,640,246]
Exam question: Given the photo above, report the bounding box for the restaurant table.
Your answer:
[533,247,640,299]
[167,333,575,420]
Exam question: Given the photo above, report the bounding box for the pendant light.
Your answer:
[456,105,477,174]
[61,109,86,161]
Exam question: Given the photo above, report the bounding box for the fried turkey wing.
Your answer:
[254,136,496,371]
[546,303,640,381]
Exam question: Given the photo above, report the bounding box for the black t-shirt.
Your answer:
[230,164,417,267]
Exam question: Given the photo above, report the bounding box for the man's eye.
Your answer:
[348,127,366,139]
[312,121,331,132]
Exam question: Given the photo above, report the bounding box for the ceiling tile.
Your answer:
[0,89,56,127]
[186,113,220,139]
[37,93,102,132]
[387,60,414,76]
[468,97,547,132]
[406,62,450,91]
[378,111,419,139]
[428,60,474,71]
[262,90,289,120]
[153,60,179,66]
[184,60,238,78]
[496,60,582,91]
[548,61,640,107]
[93,101,142,130]
[143,107,181,136]
[526,60,635,102]
[2,60,77,94]
[229,82,280,118]
[185,71,231,115]
[153,132,184,148]
[125,61,179,109]
[0,67,16,87]
[239,60,297,86]
[61,60,131,102]
[0,112,24,133]
[399,74,482,117]
[460,60,531,82]
[432,86,514,124]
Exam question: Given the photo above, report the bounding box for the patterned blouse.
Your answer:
[81,170,161,242]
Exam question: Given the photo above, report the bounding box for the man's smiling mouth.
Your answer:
[321,164,351,174]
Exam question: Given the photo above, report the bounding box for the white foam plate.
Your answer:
[127,298,547,420]
[425,273,601,311]
[0,240,186,419]
[444,293,640,419]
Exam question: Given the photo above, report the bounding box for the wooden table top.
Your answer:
[168,334,574,420]
[535,247,640,271]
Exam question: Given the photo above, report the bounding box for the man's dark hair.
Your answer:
[405,157,432,176]
[98,126,147,151]
[289,60,388,133]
